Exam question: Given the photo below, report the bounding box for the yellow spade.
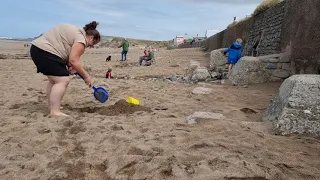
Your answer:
[126,97,140,105]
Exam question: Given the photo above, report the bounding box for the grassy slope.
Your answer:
[100,35,171,48]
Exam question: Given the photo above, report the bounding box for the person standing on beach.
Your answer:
[30,21,101,117]
[118,38,129,61]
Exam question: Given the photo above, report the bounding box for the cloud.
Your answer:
[59,0,128,17]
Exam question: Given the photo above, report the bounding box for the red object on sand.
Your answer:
[107,71,111,79]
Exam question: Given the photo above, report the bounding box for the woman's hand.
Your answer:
[68,66,76,75]
[84,76,92,87]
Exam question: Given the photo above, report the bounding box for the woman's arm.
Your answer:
[68,42,89,79]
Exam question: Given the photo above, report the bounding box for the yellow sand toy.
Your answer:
[126,97,140,105]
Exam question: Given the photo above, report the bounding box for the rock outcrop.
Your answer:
[263,75,320,137]
[229,56,273,85]
[229,53,292,85]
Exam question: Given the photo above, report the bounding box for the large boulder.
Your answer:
[263,75,320,136]
[229,56,273,85]
[258,53,291,63]
[187,60,200,74]
[188,60,200,72]
[191,67,211,81]
[210,48,227,70]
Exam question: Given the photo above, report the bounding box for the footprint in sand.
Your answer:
[139,128,148,133]
[240,108,257,114]
[111,124,124,131]
[69,123,87,135]
[37,128,51,134]
[127,146,164,157]
[207,157,229,171]
[0,164,5,170]
[9,103,25,109]
[94,159,109,172]
[63,120,74,127]
[116,161,138,177]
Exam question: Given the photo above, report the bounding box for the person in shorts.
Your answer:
[30,21,101,116]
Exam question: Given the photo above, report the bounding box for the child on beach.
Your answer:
[106,67,112,79]
[224,38,243,76]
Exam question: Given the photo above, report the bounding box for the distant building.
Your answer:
[174,36,184,46]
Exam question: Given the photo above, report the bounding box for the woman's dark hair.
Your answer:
[83,21,101,41]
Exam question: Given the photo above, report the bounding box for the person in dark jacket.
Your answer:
[224,38,243,75]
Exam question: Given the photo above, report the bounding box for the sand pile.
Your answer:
[77,99,152,116]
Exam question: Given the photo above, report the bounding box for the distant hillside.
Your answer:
[0,34,42,42]
[0,34,171,48]
[99,36,170,48]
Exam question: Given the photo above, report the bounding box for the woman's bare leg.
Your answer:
[46,78,64,109]
[47,76,70,116]
[46,78,54,106]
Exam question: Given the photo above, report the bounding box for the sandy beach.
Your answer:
[0,40,319,180]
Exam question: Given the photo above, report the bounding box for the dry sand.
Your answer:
[0,40,319,180]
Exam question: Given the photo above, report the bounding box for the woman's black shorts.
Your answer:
[30,45,69,76]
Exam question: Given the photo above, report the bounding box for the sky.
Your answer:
[1,0,264,41]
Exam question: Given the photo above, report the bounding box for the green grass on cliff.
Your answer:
[227,0,281,29]
[253,0,281,15]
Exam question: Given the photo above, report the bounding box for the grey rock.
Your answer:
[167,80,177,84]
[211,80,222,84]
[191,67,211,81]
[222,72,229,79]
[210,48,228,69]
[186,112,225,124]
[197,82,210,86]
[183,76,191,82]
[282,63,291,71]
[211,72,221,79]
[258,54,281,63]
[272,69,290,79]
[263,75,320,137]
[279,53,291,63]
[269,58,280,63]
[188,60,200,74]
[266,63,277,69]
[221,79,233,85]
[170,74,178,81]
[192,87,212,95]
[270,76,284,82]
[258,53,291,64]
[229,56,273,85]
[276,63,283,69]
